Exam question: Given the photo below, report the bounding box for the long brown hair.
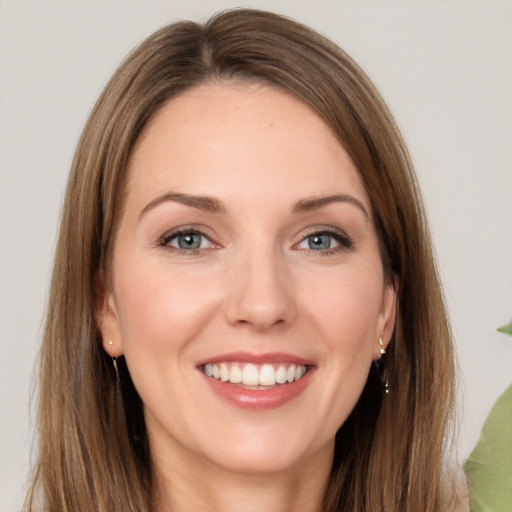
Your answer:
[25,9,456,511]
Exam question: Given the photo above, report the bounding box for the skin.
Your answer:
[99,82,396,512]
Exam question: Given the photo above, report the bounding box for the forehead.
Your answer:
[125,82,370,212]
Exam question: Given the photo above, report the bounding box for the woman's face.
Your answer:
[100,83,395,475]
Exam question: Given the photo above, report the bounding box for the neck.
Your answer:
[153,442,333,512]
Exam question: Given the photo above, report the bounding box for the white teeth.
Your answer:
[229,365,242,383]
[242,363,260,385]
[219,363,229,382]
[259,364,275,386]
[203,362,308,386]
[275,365,287,384]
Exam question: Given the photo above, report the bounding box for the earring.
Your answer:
[112,356,119,378]
[106,341,120,379]
[375,338,389,395]
[382,366,389,395]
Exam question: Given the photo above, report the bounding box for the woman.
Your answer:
[24,8,457,512]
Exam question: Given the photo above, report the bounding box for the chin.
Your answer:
[203,442,320,476]
[186,418,334,476]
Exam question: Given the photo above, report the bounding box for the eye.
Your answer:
[296,230,352,253]
[300,234,337,251]
[161,230,214,251]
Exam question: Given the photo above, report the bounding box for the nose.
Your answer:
[223,247,297,332]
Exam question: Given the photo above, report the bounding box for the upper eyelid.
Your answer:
[293,227,353,250]
[160,225,216,242]
[162,227,206,237]
[299,226,346,236]
[295,226,351,241]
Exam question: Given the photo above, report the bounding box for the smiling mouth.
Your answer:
[202,362,308,388]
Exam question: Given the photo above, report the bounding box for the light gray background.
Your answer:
[1,1,511,510]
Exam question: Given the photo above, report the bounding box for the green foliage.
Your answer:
[497,322,512,336]
[464,383,512,511]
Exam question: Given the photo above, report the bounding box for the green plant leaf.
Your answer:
[465,383,512,511]
[497,322,512,336]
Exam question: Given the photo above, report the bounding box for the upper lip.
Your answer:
[196,351,315,367]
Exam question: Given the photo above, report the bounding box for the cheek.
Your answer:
[303,264,383,349]
[111,260,226,426]
[304,270,383,428]
[113,260,222,360]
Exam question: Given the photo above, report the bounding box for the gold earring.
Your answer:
[379,337,386,355]
[375,337,389,395]
[112,357,119,378]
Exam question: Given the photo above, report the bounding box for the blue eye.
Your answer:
[162,231,213,251]
[297,231,351,252]
[305,234,335,250]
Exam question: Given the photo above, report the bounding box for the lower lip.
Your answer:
[200,369,313,410]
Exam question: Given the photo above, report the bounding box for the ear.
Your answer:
[373,276,398,360]
[95,270,124,358]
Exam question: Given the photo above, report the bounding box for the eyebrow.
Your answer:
[292,194,369,218]
[139,192,226,219]
[139,191,369,220]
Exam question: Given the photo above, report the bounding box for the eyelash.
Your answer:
[159,227,353,256]
[159,228,214,256]
[296,229,353,256]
